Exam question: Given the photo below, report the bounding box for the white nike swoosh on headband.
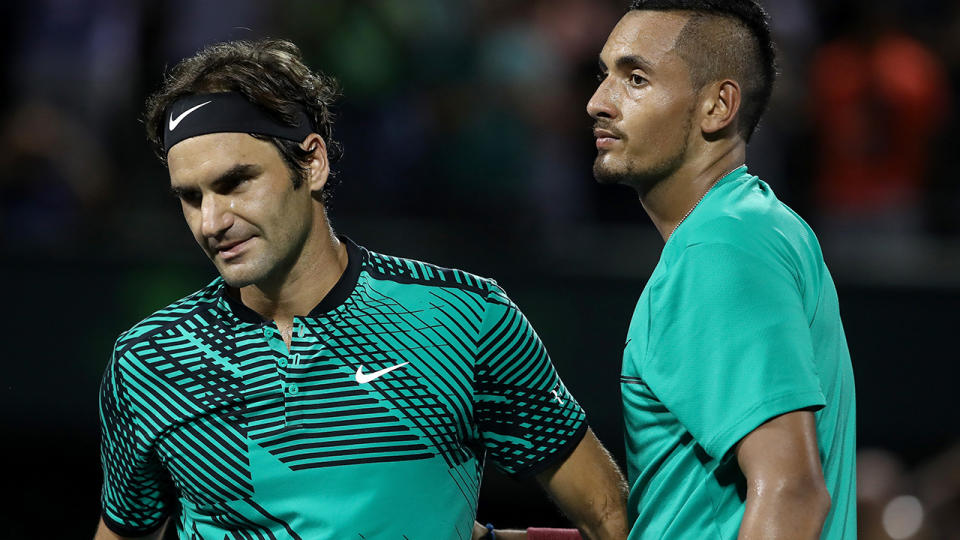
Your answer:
[169,101,212,131]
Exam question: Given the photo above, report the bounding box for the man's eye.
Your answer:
[630,74,647,86]
[220,177,250,194]
[227,178,248,191]
[179,192,201,205]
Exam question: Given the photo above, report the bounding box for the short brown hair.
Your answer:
[144,39,343,199]
[629,0,776,142]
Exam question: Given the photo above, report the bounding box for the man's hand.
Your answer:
[473,521,489,539]
[534,428,629,540]
[736,410,831,539]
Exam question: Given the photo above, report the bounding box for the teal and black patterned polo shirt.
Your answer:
[99,237,587,539]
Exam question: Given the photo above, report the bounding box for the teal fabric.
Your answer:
[622,167,856,539]
[99,239,587,539]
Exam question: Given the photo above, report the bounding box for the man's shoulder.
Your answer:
[361,246,500,299]
[114,278,223,354]
[686,176,817,255]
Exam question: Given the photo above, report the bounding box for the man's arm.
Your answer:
[736,410,831,539]
[473,429,627,540]
[534,428,629,539]
[94,517,168,540]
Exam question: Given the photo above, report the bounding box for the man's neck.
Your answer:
[239,223,348,325]
[640,145,746,242]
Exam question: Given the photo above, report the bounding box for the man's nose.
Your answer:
[587,77,618,121]
[200,195,234,238]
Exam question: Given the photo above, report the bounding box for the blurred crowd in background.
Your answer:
[3,0,960,247]
[1,0,959,538]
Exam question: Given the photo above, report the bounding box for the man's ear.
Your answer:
[300,133,329,193]
[700,79,741,136]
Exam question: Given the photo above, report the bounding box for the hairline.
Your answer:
[630,6,766,140]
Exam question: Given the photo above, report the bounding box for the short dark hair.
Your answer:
[628,0,776,141]
[144,39,343,201]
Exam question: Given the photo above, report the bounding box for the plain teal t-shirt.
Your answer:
[621,166,856,539]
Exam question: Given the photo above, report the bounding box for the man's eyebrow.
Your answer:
[614,54,655,73]
[210,163,262,190]
[170,184,195,198]
[170,163,262,198]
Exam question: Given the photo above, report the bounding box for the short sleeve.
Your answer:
[99,342,173,536]
[644,242,825,460]
[474,286,588,477]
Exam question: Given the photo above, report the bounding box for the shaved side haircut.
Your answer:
[628,0,776,141]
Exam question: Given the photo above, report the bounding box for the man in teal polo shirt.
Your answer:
[588,1,856,538]
[93,39,628,539]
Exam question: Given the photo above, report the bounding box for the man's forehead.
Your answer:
[168,133,268,176]
[601,10,691,66]
[167,133,272,184]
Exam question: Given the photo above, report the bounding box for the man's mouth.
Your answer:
[215,238,252,260]
[593,128,621,150]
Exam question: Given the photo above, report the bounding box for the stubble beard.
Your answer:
[592,111,694,198]
[215,227,306,291]
[215,250,271,289]
[593,146,690,198]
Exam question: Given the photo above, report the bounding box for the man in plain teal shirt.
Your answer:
[587,0,856,538]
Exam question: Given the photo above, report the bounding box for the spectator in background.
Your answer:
[927,2,960,235]
[0,101,112,249]
[810,0,949,234]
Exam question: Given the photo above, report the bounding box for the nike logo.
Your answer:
[169,100,212,131]
[355,362,409,384]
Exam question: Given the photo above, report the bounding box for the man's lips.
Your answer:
[214,238,253,260]
[593,128,621,150]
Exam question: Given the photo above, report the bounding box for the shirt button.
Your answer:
[287,384,299,395]
[262,327,270,337]
[278,358,288,368]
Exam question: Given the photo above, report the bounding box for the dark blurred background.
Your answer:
[1,0,959,538]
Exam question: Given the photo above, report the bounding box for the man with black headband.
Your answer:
[588,1,856,538]
[94,40,628,539]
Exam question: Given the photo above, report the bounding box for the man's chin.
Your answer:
[221,275,256,288]
[593,159,628,185]
[214,263,261,289]
[593,159,665,197]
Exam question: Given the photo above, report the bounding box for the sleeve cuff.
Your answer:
[703,390,826,460]
[102,510,168,538]
[510,421,589,480]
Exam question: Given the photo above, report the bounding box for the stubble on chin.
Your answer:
[592,155,620,185]
[213,253,268,289]
[592,155,665,198]
[217,265,257,289]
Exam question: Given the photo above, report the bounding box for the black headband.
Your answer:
[163,92,313,154]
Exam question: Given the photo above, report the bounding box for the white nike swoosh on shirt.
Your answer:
[355,362,409,384]
[168,100,212,131]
